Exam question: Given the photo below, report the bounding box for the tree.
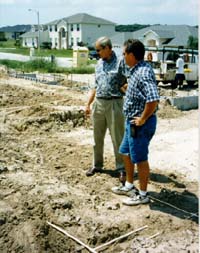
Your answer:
[115,24,150,32]
[187,36,198,49]
[0,32,7,41]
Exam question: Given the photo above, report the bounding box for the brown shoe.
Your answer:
[86,167,102,177]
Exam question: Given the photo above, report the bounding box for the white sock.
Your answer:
[125,181,134,189]
[139,190,147,196]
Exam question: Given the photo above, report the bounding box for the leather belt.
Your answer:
[97,97,122,100]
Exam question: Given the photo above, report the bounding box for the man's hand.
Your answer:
[85,89,96,117]
[120,83,128,93]
[130,101,159,126]
[85,105,91,117]
[130,117,146,126]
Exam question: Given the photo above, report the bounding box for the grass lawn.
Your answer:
[0,40,73,58]
[0,47,73,58]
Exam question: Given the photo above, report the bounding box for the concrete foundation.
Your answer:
[169,95,198,110]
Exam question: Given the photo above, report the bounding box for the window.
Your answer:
[70,24,73,31]
[55,25,57,32]
[77,24,80,31]
[147,39,156,47]
[76,37,80,46]
[62,29,65,38]
[49,26,52,32]
[71,37,74,47]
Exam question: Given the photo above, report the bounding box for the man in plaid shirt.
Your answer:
[112,39,160,205]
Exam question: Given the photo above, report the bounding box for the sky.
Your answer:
[0,0,199,28]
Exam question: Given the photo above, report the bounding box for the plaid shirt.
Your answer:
[123,60,160,118]
[91,51,127,97]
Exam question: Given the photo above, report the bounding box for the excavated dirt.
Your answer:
[0,72,199,253]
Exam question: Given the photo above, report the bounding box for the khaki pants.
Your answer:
[92,98,124,170]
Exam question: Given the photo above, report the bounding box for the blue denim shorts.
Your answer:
[119,115,157,163]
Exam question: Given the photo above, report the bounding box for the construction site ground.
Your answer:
[0,71,199,253]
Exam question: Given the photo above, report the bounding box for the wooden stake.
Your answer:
[47,222,148,253]
[147,232,161,240]
[47,221,97,253]
[94,225,148,251]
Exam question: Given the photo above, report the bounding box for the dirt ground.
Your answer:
[0,71,199,253]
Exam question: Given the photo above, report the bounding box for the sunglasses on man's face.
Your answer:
[96,47,105,53]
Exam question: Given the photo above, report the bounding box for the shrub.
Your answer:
[41,42,52,49]
[0,59,95,74]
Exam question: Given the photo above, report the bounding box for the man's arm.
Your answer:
[120,83,128,94]
[131,101,159,126]
[85,89,96,116]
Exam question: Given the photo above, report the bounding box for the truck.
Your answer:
[145,47,198,87]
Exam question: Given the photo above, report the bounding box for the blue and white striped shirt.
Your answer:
[123,60,160,118]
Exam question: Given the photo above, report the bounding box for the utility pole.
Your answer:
[28,9,40,52]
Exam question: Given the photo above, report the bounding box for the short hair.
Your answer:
[96,36,112,49]
[124,39,145,61]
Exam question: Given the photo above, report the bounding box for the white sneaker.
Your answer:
[111,185,138,197]
[122,194,150,206]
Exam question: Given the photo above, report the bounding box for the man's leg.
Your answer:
[86,100,107,176]
[122,116,156,205]
[93,115,107,169]
[111,121,137,196]
[122,160,150,205]
[108,99,124,170]
[123,155,135,184]
[137,160,150,192]
[112,154,136,196]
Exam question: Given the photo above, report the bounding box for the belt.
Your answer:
[97,97,123,100]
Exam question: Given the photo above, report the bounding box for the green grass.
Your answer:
[0,47,73,58]
[0,39,96,69]
[0,40,73,58]
[0,40,16,48]
[0,58,95,74]
[36,48,73,58]
[0,47,30,55]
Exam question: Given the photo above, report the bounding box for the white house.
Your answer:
[46,13,116,49]
[20,13,116,49]
[20,25,49,48]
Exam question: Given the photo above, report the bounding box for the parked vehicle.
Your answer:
[146,47,198,86]
[88,50,99,60]
[152,59,198,86]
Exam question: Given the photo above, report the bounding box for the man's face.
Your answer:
[95,43,110,60]
[123,46,137,67]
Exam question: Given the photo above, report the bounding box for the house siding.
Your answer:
[21,30,50,48]
[81,24,116,47]
[48,19,116,49]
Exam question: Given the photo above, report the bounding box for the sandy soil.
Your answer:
[0,71,199,253]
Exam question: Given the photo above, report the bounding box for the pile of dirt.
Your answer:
[0,75,198,253]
